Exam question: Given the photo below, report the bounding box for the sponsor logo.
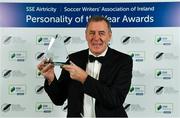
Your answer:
[36,35,53,46]
[154,52,178,61]
[9,51,26,62]
[35,52,45,60]
[9,85,26,95]
[155,69,173,80]
[155,103,173,114]
[124,103,145,112]
[1,103,25,112]
[155,86,179,95]
[155,35,173,46]
[121,36,144,45]
[128,51,145,62]
[129,85,145,96]
[1,36,26,45]
[2,69,26,78]
[35,85,44,94]
[35,102,53,113]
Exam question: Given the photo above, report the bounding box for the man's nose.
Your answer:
[93,33,100,40]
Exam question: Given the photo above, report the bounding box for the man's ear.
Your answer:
[85,30,88,41]
[108,32,112,42]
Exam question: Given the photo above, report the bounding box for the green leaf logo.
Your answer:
[38,104,42,110]
[38,37,43,43]
[130,87,134,92]
[11,87,15,92]
[11,53,16,58]
[157,105,162,110]
[157,71,161,76]
[157,37,161,42]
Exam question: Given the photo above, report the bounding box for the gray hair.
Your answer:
[86,16,112,32]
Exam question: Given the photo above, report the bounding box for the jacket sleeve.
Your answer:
[83,56,133,109]
[44,68,70,106]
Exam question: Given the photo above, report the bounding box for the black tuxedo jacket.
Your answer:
[44,47,133,117]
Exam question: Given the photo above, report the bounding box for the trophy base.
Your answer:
[52,62,66,67]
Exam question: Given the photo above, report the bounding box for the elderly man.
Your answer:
[37,15,133,117]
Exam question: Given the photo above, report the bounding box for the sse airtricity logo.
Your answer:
[129,85,145,96]
[155,69,173,80]
[155,35,172,46]
[128,51,145,62]
[155,103,173,114]
[36,35,53,46]
[35,102,53,113]
[8,85,26,95]
[9,51,26,62]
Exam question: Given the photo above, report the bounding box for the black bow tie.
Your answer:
[88,55,104,63]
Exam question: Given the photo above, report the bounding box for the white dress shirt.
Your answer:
[83,48,108,117]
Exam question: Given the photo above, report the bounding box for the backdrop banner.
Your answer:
[0,1,180,118]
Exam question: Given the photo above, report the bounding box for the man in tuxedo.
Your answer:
[37,16,133,117]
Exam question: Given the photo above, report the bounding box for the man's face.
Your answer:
[85,21,112,56]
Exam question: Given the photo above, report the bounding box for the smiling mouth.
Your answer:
[92,43,103,48]
[93,43,102,45]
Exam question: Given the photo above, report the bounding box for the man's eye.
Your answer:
[89,32,95,35]
[99,32,105,36]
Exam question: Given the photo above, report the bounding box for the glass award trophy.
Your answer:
[44,35,69,66]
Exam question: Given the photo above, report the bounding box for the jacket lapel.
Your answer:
[99,47,113,81]
[78,49,89,71]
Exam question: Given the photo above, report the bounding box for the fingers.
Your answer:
[41,63,54,73]
[62,65,74,72]
[63,61,76,68]
[37,59,54,74]
[62,61,77,74]
[37,59,46,70]
[61,61,87,83]
[63,65,76,80]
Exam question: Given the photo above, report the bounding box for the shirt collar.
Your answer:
[89,47,108,57]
